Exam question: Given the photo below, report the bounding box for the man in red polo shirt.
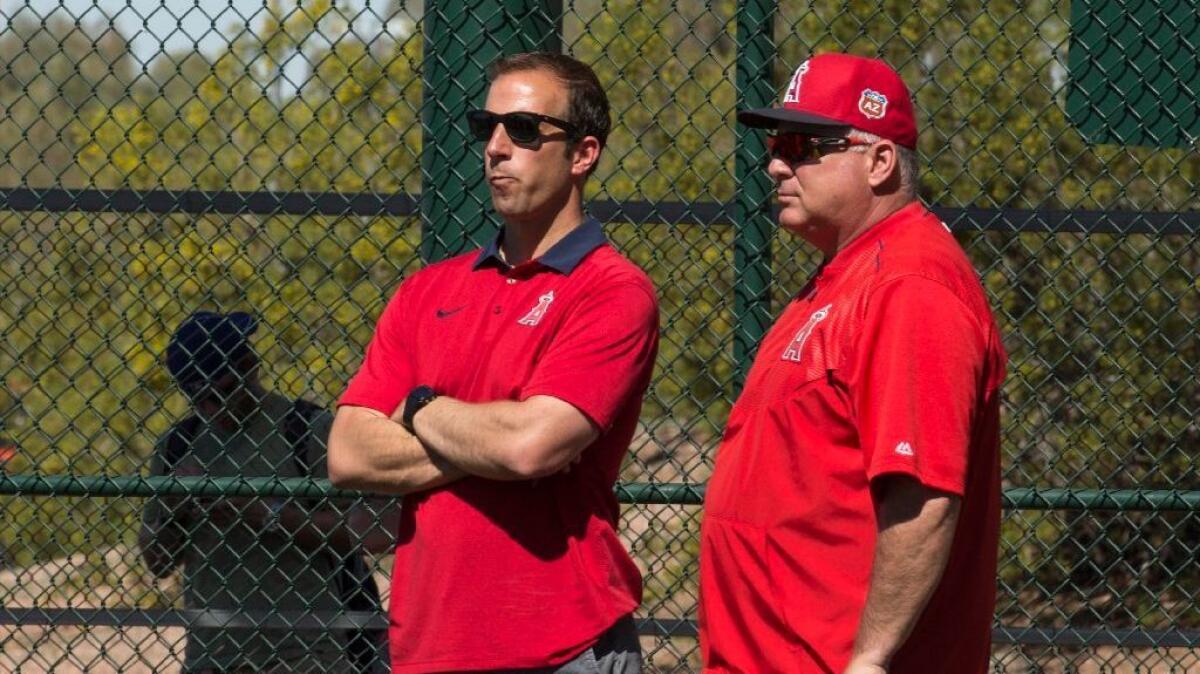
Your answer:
[699,54,1007,673]
[328,52,657,673]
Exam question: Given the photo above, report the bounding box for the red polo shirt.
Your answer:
[339,219,658,672]
[700,203,1007,673]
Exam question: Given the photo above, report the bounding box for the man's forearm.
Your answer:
[411,396,596,481]
[328,407,465,495]
[848,480,960,671]
[409,398,533,480]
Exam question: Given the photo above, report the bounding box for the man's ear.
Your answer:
[571,136,602,177]
[865,140,900,191]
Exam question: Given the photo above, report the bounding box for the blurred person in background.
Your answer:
[139,310,395,674]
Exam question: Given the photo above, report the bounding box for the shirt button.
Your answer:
[494,306,501,314]
[507,278,517,285]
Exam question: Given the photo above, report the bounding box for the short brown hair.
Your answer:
[489,52,611,149]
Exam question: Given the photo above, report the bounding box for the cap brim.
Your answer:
[737,107,850,132]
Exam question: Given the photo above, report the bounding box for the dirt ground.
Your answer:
[0,548,184,673]
[3,556,1199,673]
[0,546,396,673]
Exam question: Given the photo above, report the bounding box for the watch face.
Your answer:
[404,386,437,433]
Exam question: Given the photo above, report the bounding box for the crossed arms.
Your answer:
[326,394,598,495]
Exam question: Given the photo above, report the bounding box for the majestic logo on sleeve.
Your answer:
[517,291,556,326]
[858,89,888,120]
[782,61,810,103]
[781,304,832,362]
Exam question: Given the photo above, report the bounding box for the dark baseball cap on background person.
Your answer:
[738,53,918,149]
[166,311,258,394]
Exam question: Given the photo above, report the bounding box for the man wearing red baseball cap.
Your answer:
[699,53,1008,673]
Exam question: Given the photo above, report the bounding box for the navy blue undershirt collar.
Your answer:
[473,217,607,274]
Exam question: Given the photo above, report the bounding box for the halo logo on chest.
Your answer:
[781,304,832,362]
[518,291,556,326]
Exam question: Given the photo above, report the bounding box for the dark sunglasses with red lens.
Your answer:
[466,110,580,148]
[766,133,867,163]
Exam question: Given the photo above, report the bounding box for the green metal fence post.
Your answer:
[420,0,563,263]
[732,0,776,388]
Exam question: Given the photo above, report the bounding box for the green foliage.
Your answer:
[0,2,1197,666]
[0,2,426,570]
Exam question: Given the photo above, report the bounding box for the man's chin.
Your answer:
[778,215,813,236]
[780,218,833,249]
[492,201,528,221]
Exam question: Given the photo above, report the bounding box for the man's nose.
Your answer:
[766,156,793,182]
[485,123,513,159]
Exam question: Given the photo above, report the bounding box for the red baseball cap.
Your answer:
[738,53,918,149]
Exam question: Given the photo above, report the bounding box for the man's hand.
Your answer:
[561,452,584,474]
[843,655,888,674]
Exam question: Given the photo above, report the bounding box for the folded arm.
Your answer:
[327,404,466,495]
[411,394,598,480]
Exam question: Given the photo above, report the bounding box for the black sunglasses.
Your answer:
[466,110,580,147]
[766,133,869,163]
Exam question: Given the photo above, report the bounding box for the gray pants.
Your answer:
[489,614,642,674]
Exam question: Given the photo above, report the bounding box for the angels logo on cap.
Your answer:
[858,89,888,120]
[782,61,810,104]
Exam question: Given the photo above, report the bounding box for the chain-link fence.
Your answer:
[0,0,1197,671]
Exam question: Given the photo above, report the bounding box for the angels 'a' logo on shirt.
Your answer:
[781,304,832,362]
[517,291,556,326]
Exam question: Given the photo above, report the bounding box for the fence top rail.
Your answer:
[0,476,1198,511]
[1,188,1195,234]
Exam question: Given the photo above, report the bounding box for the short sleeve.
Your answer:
[851,276,988,496]
[338,281,418,415]
[521,281,659,430]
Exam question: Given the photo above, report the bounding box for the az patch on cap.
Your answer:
[858,89,888,120]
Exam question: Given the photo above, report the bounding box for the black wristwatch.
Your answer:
[401,385,438,434]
